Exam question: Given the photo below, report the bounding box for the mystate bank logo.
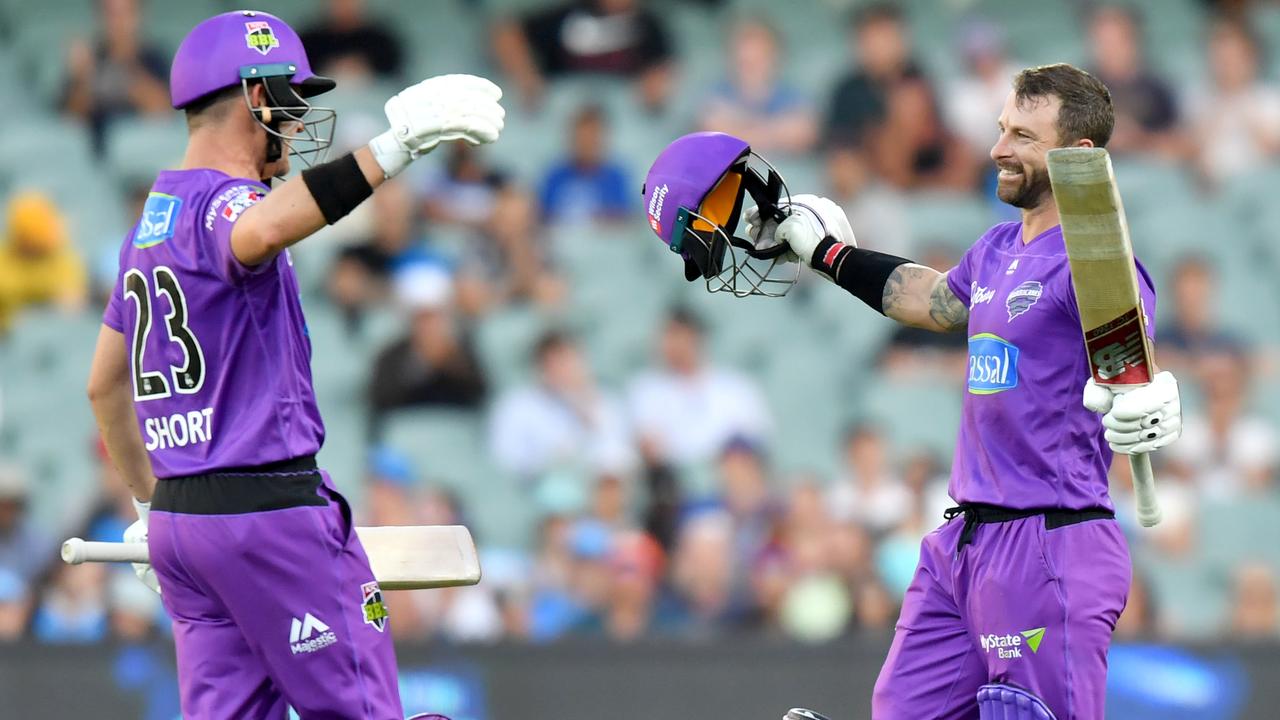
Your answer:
[980,627,1046,659]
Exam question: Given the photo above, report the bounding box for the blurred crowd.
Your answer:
[1,0,1279,648]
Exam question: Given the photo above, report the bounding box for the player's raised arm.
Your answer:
[746,194,968,332]
[230,74,505,266]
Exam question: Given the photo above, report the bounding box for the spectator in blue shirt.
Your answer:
[539,105,632,225]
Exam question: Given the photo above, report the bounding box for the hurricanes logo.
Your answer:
[1006,280,1043,321]
[245,21,280,55]
[361,581,388,632]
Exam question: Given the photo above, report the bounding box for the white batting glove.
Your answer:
[1082,371,1182,455]
[745,194,855,265]
[368,74,506,178]
[123,497,161,595]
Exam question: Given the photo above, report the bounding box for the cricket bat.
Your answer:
[61,525,481,590]
[1047,147,1162,528]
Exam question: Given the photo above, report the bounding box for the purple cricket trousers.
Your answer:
[148,459,403,719]
[872,509,1131,720]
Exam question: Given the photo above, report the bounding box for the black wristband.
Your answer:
[810,237,911,315]
[300,153,373,225]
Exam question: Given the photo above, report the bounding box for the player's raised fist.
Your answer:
[746,193,854,266]
[369,74,506,178]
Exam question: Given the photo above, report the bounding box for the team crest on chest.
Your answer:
[361,581,388,632]
[245,21,280,55]
[1006,280,1043,321]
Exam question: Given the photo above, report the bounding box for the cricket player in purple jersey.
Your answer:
[751,65,1184,719]
[84,10,503,719]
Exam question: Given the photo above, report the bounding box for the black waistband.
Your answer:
[153,455,325,515]
[944,503,1115,552]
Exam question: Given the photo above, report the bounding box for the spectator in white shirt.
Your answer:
[628,308,773,469]
[944,19,1022,159]
[825,424,913,537]
[491,330,636,483]
[1164,348,1275,499]
[1188,18,1280,186]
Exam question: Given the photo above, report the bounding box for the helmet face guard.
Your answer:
[240,66,336,173]
[644,132,799,298]
[171,11,337,176]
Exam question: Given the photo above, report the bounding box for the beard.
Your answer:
[996,161,1053,209]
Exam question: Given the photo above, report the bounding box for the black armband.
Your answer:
[300,153,373,225]
[810,237,911,315]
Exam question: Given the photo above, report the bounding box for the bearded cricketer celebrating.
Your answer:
[753,64,1184,719]
[85,10,503,718]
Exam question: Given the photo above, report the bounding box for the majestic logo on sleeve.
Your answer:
[1005,280,1043,321]
[361,581,388,633]
[134,193,182,248]
[245,21,280,55]
[967,333,1019,394]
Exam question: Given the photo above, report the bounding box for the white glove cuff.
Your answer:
[369,129,413,179]
[132,496,150,524]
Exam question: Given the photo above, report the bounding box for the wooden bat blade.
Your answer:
[1048,146,1162,527]
[1047,147,1154,389]
[358,525,481,590]
[62,525,481,591]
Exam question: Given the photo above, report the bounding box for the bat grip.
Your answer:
[1128,453,1162,527]
[61,538,150,565]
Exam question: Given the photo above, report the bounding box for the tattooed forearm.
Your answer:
[881,264,934,321]
[880,264,969,332]
[927,276,969,332]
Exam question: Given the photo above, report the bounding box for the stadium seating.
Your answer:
[0,0,1276,647]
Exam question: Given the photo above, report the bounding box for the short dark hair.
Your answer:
[666,306,705,336]
[1013,63,1114,147]
[183,86,243,128]
[852,2,902,30]
[533,328,574,364]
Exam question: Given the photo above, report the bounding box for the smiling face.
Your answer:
[990,64,1115,212]
[990,91,1064,210]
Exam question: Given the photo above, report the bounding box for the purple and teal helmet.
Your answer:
[171,10,336,170]
[643,132,798,297]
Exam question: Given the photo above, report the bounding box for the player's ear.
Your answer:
[1076,137,1096,148]
[247,82,271,124]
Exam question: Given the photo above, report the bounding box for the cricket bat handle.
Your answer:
[1129,453,1162,527]
[62,538,149,565]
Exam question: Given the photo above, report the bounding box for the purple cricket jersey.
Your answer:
[103,169,324,478]
[945,222,1157,511]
